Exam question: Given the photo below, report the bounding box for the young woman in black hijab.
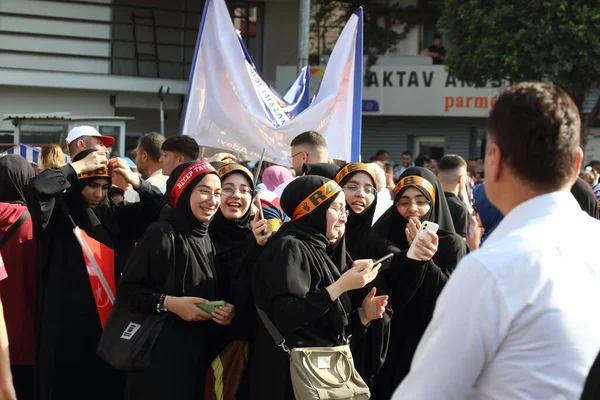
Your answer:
[208,163,262,399]
[334,162,380,260]
[334,162,395,389]
[209,163,257,303]
[117,161,235,400]
[371,166,467,400]
[24,149,165,400]
[250,175,386,399]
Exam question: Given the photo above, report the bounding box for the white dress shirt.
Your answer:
[123,169,167,203]
[393,191,600,400]
[146,169,168,194]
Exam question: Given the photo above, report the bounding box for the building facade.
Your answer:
[0,0,299,153]
[2,0,598,163]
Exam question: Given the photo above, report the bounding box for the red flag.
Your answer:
[76,228,116,327]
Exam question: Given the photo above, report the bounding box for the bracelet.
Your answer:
[157,294,168,313]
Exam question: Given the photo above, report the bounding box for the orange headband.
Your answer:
[292,180,342,221]
[393,175,436,204]
[216,163,254,186]
[77,166,110,180]
[334,162,377,185]
[169,162,216,208]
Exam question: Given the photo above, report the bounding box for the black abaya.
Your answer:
[249,176,364,400]
[371,167,467,400]
[24,160,165,400]
[116,162,221,400]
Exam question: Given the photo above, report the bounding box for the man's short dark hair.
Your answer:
[433,33,442,40]
[414,153,431,167]
[161,135,199,161]
[290,130,328,150]
[487,82,580,191]
[401,151,412,157]
[137,132,165,162]
[438,154,467,172]
[375,150,389,157]
[589,160,600,167]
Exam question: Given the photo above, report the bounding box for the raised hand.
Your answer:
[71,150,108,175]
[108,158,141,189]
[413,231,439,262]
[251,211,271,246]
[360,287,388,324]
[405,217,421,246]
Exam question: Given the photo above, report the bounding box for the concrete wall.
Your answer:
[0,0,112,73]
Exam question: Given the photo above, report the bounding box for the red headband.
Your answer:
[169,162,216,208]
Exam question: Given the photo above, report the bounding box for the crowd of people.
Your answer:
[0,81,599,400]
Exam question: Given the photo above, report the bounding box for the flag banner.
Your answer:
[181,0,363,163]
[73,227,116,328]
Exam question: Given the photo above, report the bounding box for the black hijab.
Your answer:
[0,154,35,204]
[62,149,118,248]
[372,167,456,250]
[302,163,340,180]
[278,175,352,333]
[209,163,255,252]
[165,161,219,291]
[335,162,378,260]
[571,177,599,219]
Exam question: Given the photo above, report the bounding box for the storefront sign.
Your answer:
[309,65,505,117]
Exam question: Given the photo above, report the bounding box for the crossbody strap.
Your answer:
[256,306,291,354]
[0,210,30,251]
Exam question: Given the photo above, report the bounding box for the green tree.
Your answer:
[438,0,600,134]
[311,0,424,57]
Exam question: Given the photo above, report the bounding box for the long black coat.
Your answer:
[25,165,165,400]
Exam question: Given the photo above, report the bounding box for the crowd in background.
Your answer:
[0,82,599,400]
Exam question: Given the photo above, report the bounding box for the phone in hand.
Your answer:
[373,252,395,267]
[196,300,226,313]
[253,195,264,221]
[407,221,439,261]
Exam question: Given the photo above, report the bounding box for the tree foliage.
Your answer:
[311,0,424,56]
[438,0,600,110]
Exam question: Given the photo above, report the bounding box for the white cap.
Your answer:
[65,126,115,148]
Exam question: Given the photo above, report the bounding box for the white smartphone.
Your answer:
[407,221,439,261]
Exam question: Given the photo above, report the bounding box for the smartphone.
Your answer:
[373,252,395,267]
[196,300,226,313]
[407,221,440,261]
[253,195,264,221]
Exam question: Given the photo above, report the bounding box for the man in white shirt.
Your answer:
[135,132,168,194]
[393,82,600,400]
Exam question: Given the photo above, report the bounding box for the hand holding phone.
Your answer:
[372,252,395,268]
[196,300,226,314]
[253,195,264,222]
[407,221,439,261]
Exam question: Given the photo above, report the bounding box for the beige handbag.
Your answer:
[257,308,371,400]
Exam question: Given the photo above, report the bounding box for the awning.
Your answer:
[0,144,41,164]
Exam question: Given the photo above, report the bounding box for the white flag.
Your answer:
[180,0,363,163]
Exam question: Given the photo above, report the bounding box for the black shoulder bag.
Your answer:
[97,225,179,371]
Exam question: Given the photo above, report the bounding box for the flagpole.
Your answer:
[298,0,310,71]
[253,148,266,186]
